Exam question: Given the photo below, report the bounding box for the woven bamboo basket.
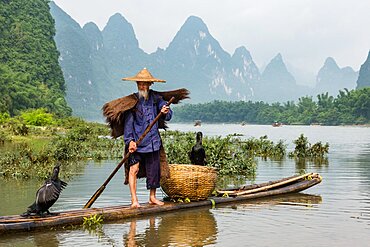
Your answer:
[160,164,217,201]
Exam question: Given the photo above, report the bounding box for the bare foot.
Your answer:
[130,201,141,208]
[149,198,164,206]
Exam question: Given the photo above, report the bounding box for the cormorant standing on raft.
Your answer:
[189,132,207,166]
[22,163,67,217]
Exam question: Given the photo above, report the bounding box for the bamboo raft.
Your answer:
[0,173,322,234]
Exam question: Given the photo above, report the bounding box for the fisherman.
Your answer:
[102,68,189,208]
[124,68,172,208]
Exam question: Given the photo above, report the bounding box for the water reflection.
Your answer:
[0,178,40,216]
[355,150,370,223]
[222,193,322,210]
[123,208,217,247]
[217,175,252,188]
[274,192,322,206]
[33,231,59,247]
[294,157,329,171]
[0,230,60,247]
[123,218,159,247]
[268,157,286,166]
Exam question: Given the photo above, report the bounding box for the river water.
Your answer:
[1,124,369,246]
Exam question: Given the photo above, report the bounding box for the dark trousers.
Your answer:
[128,150,161,189]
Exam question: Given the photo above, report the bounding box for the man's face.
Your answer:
[137,81,151,92]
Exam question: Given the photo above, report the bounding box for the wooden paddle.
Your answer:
[83,97,175,209]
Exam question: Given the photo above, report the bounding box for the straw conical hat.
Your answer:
[122,68,166,83]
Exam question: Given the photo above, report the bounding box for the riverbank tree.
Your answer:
[173,88,370,125]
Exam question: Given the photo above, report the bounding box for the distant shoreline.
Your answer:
[169,122,370,127]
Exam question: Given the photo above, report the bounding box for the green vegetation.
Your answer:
[162,131,257,177]
[83,214,103,229]
[0,110,329,181]
[0,0,71,117]
[82,214,104,236]
[173,88,370,125]
[289,134,329,158]
[0,111,122,179]
[289,134,329,169]
[241,135,286,159]
[21,108,55,126]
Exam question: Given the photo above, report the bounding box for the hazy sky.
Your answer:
[53,0,369,76]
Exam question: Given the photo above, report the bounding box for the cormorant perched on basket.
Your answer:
[189,132,207,166]
[21,163,67,217]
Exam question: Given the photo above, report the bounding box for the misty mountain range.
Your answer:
[49,2,369,120]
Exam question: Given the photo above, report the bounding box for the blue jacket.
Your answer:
[124,90,172,153]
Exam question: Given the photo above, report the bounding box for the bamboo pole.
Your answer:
[216,174,299,194]
[217,173,314,196]
[234,173,314,196]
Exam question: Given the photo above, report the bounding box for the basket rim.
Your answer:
[168,164,217,172]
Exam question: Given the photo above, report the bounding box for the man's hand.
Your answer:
[129,141,137,153]
[161,105,170,114]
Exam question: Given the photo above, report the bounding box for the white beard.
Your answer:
[138,90,149,100]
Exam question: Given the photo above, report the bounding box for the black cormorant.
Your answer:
[22,164,67,216]
[189,132,207,166]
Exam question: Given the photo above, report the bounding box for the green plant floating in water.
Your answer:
[289,134,329,158]
[83,214,103,230]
